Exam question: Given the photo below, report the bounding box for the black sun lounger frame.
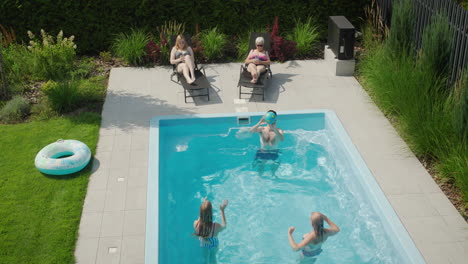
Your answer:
[169,34,210,103]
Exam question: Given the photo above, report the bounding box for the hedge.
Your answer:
[0,0,370,54]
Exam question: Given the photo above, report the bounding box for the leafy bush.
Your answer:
[236,33,250,61]
[27,29,77,81]
[419,12,453,79]
[1,44,32,94]
[77,76,107,103]
[387,0,414,54]
[112,29,149,66]
[145,37,161,64]
[42,80,80,113]
[270,17,297,62]
[0,95,30,123]
[71,56,95,79]
[99,51,112,62]
[287,17,320,57]
[201,27,227,60]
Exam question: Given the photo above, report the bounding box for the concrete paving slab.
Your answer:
[96,237,122,264]
[76,60,468,263]
[121,236,145,264]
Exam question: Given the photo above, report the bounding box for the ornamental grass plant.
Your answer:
[201,27,227,61]
[358,2,468,204]
[287,17,320,57]
[112,29,149,66]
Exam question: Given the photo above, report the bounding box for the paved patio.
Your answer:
[75,60,468,264]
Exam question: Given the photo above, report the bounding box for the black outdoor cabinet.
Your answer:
[327,16,355,60]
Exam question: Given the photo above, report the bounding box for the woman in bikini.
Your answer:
[193,198,228,264]
[244,36,271,83]
[288,212,340,260]
[170,34,196,84]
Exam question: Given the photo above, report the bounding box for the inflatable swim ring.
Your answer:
[35,139,91,175]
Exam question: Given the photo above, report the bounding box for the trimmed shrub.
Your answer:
[0,95,30,123]
[200,27,227,61]
[42,80,80,113]
[0,0,370,54]
[287,17,320,57]
[112,29,149,66]
[27,29,77,81]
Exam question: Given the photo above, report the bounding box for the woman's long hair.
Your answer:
[195,200,213,238]
[311,212,325,243]
[174,34,187,50]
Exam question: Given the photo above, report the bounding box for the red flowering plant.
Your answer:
[145,34,161,64]
[191,24,204,63]
[269,17,297,62]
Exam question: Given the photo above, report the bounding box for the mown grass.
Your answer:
[0,112,100,263]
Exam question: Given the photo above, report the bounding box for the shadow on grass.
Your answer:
[41,159,95,180]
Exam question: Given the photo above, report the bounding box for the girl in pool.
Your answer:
[194,198,228,264]
[288,212,340,260]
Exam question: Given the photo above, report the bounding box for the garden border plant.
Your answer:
[358,0,468,216]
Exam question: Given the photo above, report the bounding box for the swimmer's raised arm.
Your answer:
[249,117,265,133]
[288,226,313,251]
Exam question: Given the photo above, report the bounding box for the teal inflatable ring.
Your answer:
[35,139,91,175]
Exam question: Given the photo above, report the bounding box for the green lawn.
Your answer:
[0,112,100,264]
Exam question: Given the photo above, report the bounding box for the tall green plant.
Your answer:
[1,44,32,94]
[388,0,414,54]
[112,29,149,66]
[42,80,80,113]
[236,28,266,61]
[287,17,320,57]
[359,40,468,202]
[452,71,468,140]
[419,12,453,79]
[27,30,77,81]
[201,27,227,60]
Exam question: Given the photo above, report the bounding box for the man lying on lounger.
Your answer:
[250,110,284,176]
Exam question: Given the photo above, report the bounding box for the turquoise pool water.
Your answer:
[147,111,425,264]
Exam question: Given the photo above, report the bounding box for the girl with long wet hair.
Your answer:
[288,212,340,258]
[193,198,228,263]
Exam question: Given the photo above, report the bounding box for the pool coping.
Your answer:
[146,109,426,263]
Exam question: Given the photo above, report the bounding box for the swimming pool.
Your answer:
[146,110,426,264]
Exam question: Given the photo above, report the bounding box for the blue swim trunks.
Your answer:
[255,149,280,160]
